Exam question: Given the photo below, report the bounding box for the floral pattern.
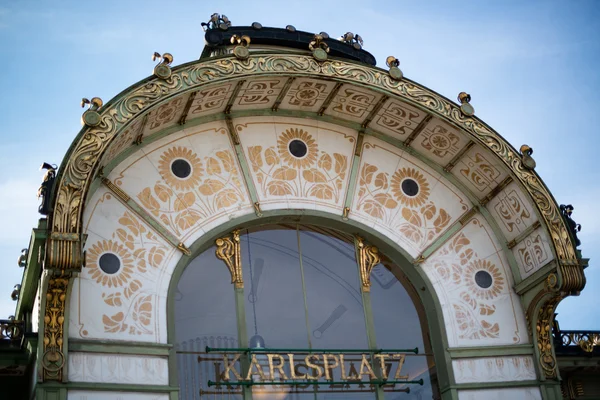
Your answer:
[248,128,349,204]
[140,147,245,237]
[157,146,203,191]
[390,167,431,208]
[84,210,167,336]
[356,162,451,249]
[86,240,134,288]
[427,225,513,342]
[277,128,318,168]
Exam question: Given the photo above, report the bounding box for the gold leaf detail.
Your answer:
[309,183,334,200]
[302,168,327,183]
[267,180,294,196]
[199,179,225,195]
[272,167,297,181]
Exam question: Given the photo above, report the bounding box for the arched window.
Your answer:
[175,225,438,399]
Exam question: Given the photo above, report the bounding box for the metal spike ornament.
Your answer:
[386,56,403,81]
[457,92,475,116]
[309,34,330,62]
[152,52,173,80]
[81,97,103,127]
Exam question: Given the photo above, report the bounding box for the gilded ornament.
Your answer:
[42,275,70,381]
[355,236,380,292]
[340,32,363,50]
[230,35,251,60]
[80,97,103,127]
[536,296,561,378]
[215,229,243,288]
[519,144,536,170]
[201,13,231,31]
[385,56,403,81]
[152,52,173,80]
[309,34,329,62]
[457,92,475,116]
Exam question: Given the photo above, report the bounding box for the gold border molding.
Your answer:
[215,229,243,289]
[355,236,381,292]
[42,274,70,381]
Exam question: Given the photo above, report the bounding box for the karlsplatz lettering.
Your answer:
[215,353,409,383]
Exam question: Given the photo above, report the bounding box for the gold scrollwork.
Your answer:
[355,236,380,292]
[215,229,243,289]
[42,275,70,381]
[536,295,561,379]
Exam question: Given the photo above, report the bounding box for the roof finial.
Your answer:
[386,56,403,81]
[152,52,173,79]
[201,13,231,31]
[81,97,103,127]
[340,32,363,50]
[309,34,330,62]
[457,92,474,116]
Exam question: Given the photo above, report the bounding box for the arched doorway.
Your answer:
[174,224,439,399]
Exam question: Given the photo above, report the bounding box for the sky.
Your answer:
[0,0,598,329]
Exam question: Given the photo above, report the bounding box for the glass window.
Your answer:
[175,225,439,399]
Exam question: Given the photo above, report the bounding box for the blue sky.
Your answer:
[0,1,598,329]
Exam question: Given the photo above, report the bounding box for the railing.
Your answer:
[554,329,600,353]
[0,319,24,341]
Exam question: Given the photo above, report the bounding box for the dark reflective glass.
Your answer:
[98,253,120,274]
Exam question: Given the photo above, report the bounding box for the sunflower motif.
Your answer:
[464,259,505,300]
[276,128,318,169]
[86,240,135,288]
[390,167,431,207]
[157,146,203,190]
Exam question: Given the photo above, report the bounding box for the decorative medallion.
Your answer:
[86,240,134,287]
[390,168,430,208]
[158,146,203,190]
[277,128,318,168]
[465,259,505,300]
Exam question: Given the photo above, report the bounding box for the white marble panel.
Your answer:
[351,136,470,257]
[451,144,510,200]
[68,352,168,385]
[73,187,180,343]
[457,387,542,400]
[452,356,536,383]
[279,78,338,113]
[512,228,555,279]
[486,181,538,241]
[422,215,529,347]
[143,94,190,136]
[369,98,427,141]
[324,84,383,124]
[68,391,169,400]
[237,116,356,215]
[230,78,287,111]
[187,82,234,118]
[412,118,470,165]
[111,121,254,247]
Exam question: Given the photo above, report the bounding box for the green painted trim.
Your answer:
[515,260,557,295]
[39,381,178,393]
[37,271,50,382]
[233,286,253,399]
[343,153,361,218]
[447,344,534,358]
[69,339,172,356]
[230,129,261,212]
[165,209,456,397]
[36,386,67,400]
[16,219,47,323]
[444,379,540,391]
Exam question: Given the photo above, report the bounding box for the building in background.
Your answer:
[0,14,595,400]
